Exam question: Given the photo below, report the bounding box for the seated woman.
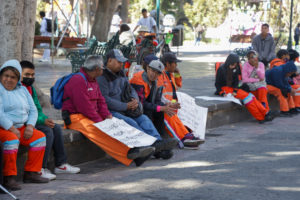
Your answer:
[242,50,269,112]
[62,55,155,167]
[0,60,49,191]
[215,53,274,123]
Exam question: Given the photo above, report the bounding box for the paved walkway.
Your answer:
[3,113,300,200]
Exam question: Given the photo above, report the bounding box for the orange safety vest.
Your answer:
[157,70,182,103]
[129,71,151,98]
[269,58,285,69]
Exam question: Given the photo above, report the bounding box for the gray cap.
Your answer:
[149,60,164,73]
[106,49,128,63]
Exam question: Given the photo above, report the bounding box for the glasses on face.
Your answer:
[250,54,258,59]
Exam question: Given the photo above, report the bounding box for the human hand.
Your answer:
[167,102,181,109]
[45,118,55,128]
[106,114,113,119]
[174,68,180,74]
[9,126,20,139]
[161,105,177,116]
[24,125,34,140]
[127,98,138,110]
[291,88,296,96]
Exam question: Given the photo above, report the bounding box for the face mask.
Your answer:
[284,58,289,62]
[22,77,35,86]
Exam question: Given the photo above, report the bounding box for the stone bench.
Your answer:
[16,94,280,179]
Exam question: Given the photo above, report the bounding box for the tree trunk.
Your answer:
[22,0,37,61]
[120,0,129,23]
[91,0,120,41]
[0,0,37,65]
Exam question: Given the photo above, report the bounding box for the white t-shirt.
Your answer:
[137,17,157,33]
[109,13,122,33]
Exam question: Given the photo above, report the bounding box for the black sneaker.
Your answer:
[152,138,178,152]
[134,151,154,167]
[154,150,174,160]
[289,108,299,115]
[127,146,155,160]
[280,111,293,117]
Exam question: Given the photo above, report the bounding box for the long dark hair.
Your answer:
[224,53,240,87]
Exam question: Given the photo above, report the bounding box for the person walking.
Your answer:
[133,8,157,34]
[294,23,300,49]
[39,11,51,62]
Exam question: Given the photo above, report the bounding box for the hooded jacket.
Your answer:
[265,61,297,92]
[252,33,276,62]
[0,60,37,130]
[215,54,241,95]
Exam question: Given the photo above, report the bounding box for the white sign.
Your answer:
[93,117,157,148]
[195,94,242,105]
[177,92,208,140]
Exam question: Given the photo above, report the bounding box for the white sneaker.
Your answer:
[39,168,56,181]
[54,163,80,174]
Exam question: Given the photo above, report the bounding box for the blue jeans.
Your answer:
[36,124,67,168]
[111,112,162,140]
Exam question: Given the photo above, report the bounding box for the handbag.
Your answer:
[121,82,144,118]
[246,68,266,91]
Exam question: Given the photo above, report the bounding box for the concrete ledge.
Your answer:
[16,94,280,179]
[196,94,279,129]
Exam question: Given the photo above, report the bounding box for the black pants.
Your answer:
[36,124,67,168]
[0,142,3,184]
[145,110,169,138]
[294,35,299,46]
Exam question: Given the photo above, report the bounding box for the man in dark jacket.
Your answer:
[266,61,299,116]
[97,49,177,158]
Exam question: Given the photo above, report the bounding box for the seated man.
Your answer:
[158,53,204,148]
[97,50,176,157]
[20,61,80,181]
[130,56,178,159]
[242,50,269,112]
[62,55,154,167]
[269,49,290,69]
[268,49,300,114]
[266,55,300,116]
[215,53,274,123]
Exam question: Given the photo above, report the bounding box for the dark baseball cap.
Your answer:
[106,49,128,63]
[162,52,182,63]
[143,54,158,65]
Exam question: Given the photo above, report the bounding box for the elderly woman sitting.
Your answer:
[242,50,269,112]
[0,60,49,191]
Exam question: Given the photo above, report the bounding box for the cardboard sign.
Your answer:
[177,92,208,140]
[93,117,157,148]
[195,94,242,105]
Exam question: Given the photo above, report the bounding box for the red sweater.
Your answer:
[62,68,111,122]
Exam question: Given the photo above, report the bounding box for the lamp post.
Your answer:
[287,0,294,50]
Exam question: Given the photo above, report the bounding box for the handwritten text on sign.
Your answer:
[93,117,157,148]
[177,92,208,140]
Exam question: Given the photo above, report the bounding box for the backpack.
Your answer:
[50,72,87,109]
[46,18,58,33]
